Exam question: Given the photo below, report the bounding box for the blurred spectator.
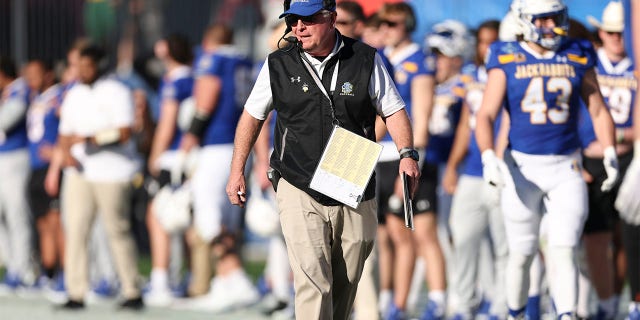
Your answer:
[143,34,194,307]
[0,56,35,292]
[362,13,387,49]
[177,24,258,312]
[336,1,366,39]
[24,59,65,293]
[580,1,638,319]
[378,3,441,318]
[56,45,142,310]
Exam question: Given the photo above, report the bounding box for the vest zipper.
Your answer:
[279,127,288,161]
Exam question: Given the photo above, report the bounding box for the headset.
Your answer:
[405,13,416,33]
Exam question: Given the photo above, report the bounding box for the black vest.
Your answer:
[268,35,377,206]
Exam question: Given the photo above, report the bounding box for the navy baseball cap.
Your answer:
[279,0,335,19]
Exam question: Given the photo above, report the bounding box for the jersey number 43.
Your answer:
[521,77,571,125]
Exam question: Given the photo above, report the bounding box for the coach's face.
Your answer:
[78,56,98,85]
[288,10,337,56]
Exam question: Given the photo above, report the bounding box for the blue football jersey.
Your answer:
[594,48,636,129]
[426,74,464,164]
[0,78,30,152]
[27,84,60,169]
[485,39,597,155]
[460,64,486,177]
[194,47,253,145]
[381,44,436,143]
[159,66,194,150]
[578,48,637,149]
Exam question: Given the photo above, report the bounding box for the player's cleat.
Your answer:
[90,278,118,298]
[385,303,407,320]
[119,296,144,311]
[173,270,259,313]
[2,272,22,289]
[627,303,640,320]
[143,285,173,307]
[57,299,85,310]
[420,299,445,320]
[258,293,288,316]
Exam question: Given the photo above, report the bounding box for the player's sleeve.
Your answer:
[370,52,405,117]
[194,53,220,78]
[243,58,273,121]
[160,81,178,103]
[420,52,437,76]
[484,42,503,71]
[173,77,194,102]
[581,40,597,69]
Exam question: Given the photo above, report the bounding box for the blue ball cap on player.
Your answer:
[279,0,335,19]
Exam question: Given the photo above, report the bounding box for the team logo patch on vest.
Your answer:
[302,83,309,92]
[340,82,354,96]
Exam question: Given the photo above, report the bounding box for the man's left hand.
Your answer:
[226,172,247,208]
[399,158,420,197]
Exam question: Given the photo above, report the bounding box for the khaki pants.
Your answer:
[63,171,139,300]
[276,179,377,320]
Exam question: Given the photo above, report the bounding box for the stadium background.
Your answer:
[0,0,630,68]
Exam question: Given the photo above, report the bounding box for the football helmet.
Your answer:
[514,0,568,50]
[499,9,524,41]
[245,187,280,238]
[425,19,474,61]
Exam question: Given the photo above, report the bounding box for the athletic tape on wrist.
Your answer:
[187,110,211,138]
[94,128,121,146]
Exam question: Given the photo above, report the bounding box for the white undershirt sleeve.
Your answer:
[244,58,274,121]
[369,52,405,117]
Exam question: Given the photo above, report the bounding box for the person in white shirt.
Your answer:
[55,46,142,310]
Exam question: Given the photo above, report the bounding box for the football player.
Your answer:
[475,0,618,318]
[377,3,438,319]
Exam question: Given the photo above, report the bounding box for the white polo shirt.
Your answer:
[59,78,139,182]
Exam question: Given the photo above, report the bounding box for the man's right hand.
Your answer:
[481,149,505,188]
[226,171,247,208]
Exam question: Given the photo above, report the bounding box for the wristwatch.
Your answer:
[399,148,419,161]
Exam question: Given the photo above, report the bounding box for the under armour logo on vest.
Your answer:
[291,76,301,83]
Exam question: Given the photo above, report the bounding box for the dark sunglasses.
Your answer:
[336,20,353,26]
[285,12,326,27]
[381,20,400,28]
